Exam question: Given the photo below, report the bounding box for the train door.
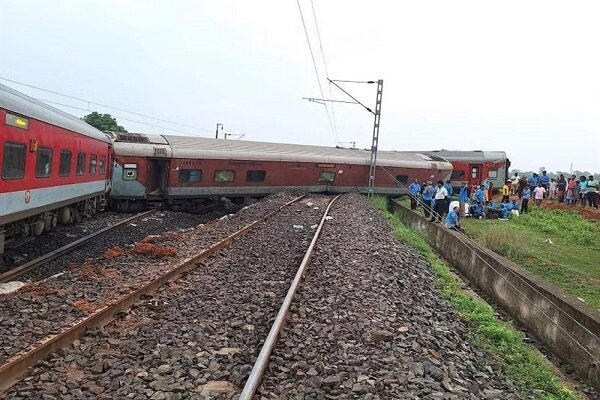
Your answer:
[469,164,482,185]
[147,159,168,197]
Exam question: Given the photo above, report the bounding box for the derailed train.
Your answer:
[0,83,453,254]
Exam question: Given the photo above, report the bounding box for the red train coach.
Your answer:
[424,150,510,192]
[0,83,111,255]
[108,132,453,211]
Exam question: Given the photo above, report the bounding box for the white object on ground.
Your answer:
[543,238,554,244]
[293,225,304,229]
[325,216,334,221]
[0,281,26,294]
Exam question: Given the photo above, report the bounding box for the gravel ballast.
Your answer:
[3,194,330,399]
[0,192,299,367]
[256,193,531,399]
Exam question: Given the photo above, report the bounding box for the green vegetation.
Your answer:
[82,112,127,132]
[370,196,578,400]
[462,207,600,310]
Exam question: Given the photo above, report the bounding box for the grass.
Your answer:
[461,207,600,310]
[370,195,578,400]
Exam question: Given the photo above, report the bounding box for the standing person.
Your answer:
[445,204,461,232]
[458,182,469,216]
[518,177,528,198]
[533,183,546,206]
[422,181,434,218]
[529,173,539,192]
[521,186,531,214]
[511,172,520,195]
[572,179,580,207]
[501,180,510,203]
[408,178,421,210]
[429,180,448,223]
[475,184,485,204]
[566,175,577,205]
[549,179,557,200]
[586,175,599,209]
[578,176,588,207]
[444,181,454,200]
[539,171,550,196]
[556,174,567,203]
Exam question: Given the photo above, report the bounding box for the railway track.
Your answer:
[0,193,307,394]
[0,210,156,284]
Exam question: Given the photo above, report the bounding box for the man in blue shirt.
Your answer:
[444,181,454,198]
[470,202,484,219]
[408,178,421,210]
[445,204,461,231]
[529,173,539,191]
[475,185,485,204]
[421,181,434,219]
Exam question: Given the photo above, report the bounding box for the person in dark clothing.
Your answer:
[429,180,448,222]
[556,174,567,203]
[521,186,531,213]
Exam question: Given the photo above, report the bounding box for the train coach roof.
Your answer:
[113,133,453,169]
[426,150,507,163]
[0,83,110,143]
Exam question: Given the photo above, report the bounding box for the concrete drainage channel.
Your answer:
[388,198,600,392]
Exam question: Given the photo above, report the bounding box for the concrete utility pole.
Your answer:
[215,123,223,139]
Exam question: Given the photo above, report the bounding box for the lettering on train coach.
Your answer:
[228,161,263,167]
[5,113,29,130]
[153,147,167,156]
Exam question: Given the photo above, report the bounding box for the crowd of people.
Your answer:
[406,171,599,232]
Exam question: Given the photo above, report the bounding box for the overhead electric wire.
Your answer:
[0,76,211,133]
[309,0,339,140]
[296,0,337,144]
[36,98,203,136]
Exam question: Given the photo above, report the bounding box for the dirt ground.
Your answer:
[541,201,600,222]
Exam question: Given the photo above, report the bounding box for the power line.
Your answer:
[36,98,204,136]
[0,76,211,133]
[309,0,338,140]
[296,0,337,143]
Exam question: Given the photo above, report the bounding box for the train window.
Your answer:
[246,170,266,182]
[76,153,86,175]
[2,142,26,179]
[488,169,498,178]
[451,170,465,180]
[179,169,202,183]
[471,166,480,179]
[89,154,97,175]
[35,148,52,178]
[99,156,106,175]
[319,171,336,182]
[214,170,235,182]
[123,163,137,180]
[395,175,408,185]
[59,150,72,176]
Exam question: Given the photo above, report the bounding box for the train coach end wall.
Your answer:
[389,199,600,390]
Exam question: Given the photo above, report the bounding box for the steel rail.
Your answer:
[239,194,342,400]
[0,210,157,284]
[0,195,306,393]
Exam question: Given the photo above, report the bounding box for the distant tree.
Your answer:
[82,112,127,132]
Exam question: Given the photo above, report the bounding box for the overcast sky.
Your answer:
[1,0,598,172]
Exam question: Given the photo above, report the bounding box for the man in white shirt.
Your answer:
[429,180,448,222]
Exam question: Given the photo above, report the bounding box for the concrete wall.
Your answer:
[389,199,600,390]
